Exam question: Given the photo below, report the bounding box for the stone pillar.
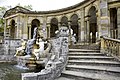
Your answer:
[28,25,31,39]
[22,15,28,39]
[68,21,72,45]
[4,19,7,39]
[117,8,120,39]
[47,23,51,39]
[17,15,22,39]
[78,20,81,42]
[100,0,109,37]
[58,22,61,29]
[81,8,85,42]
[86,20,90,43]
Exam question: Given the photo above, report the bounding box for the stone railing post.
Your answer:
[100,36,105,53]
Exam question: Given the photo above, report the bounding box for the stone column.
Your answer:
[4,19,7,39]
[68,21,72,45]
[117,8,120,39]
[22,15,28,39]
[78,19,81,42]
[47,23,51,38]
[58,22,61,29]
[28,25,31,39]
[81,8,85,42]
[100,0,109,37]
[86,20,90,43]
[17,15,22,39]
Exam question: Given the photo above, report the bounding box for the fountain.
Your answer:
[15,27,52,71]
[14,24,69,80]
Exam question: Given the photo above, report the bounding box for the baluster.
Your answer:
[116,43,119,56]
[113,42,115,55]
[115,30,117,39]
[119,44,120,58]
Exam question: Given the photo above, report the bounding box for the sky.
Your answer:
[0,0,84,11]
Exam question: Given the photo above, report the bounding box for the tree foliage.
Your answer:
[0,6,7,32]
[16,3,33,10]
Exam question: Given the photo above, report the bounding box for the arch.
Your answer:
[87,4,98,15]
[10,19,16,39]
[61,16,68,27]
[31,19,40,39]
[88,6,97,43]
[70,14,79,41]
[70,13,79,20]
[50,18,58,37]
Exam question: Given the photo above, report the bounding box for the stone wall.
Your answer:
[0,43,16,62]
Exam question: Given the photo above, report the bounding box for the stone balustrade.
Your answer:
[101,36,120,60]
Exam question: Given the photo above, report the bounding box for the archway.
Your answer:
[61,16,68,27]
[70,14,79,41]
[10,20,16,39]
[50,18,58,37]
[88,6,97,43]
[31,19,40,39]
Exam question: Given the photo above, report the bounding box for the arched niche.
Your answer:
[50,18,58,37]
[88,6,97,43]
[70,14,79,41]
[61,16,68,27]
[10,19,16,39]
[31,19,40,39]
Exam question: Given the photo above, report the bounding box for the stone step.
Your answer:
[68,60,120,66]
[62,70,120,80]
[69,49,100,53]
[69,52,105,56]
[66,65,120,73]
[68,56,115,60]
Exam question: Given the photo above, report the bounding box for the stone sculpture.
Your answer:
[22,25,69,80]
[25,27,37,55]
[14,39,27,56]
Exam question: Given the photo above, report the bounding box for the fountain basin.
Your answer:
[16,56,45,71]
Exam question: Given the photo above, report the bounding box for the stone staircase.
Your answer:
[61,49,120,80]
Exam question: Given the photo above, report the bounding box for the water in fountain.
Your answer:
[0,63,29,80]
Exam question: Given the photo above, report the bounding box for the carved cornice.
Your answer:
[4,0,90,17]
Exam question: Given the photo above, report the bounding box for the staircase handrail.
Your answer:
[101,36,120,61]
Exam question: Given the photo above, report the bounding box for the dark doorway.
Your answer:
[31,19,40,39]
[88,6,97,43]
[10,20,16,39]
[50,18,58,37]
[70,14,79,42]
[61,16,68,27]
[110,8,117,39]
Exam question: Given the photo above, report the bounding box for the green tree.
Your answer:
[24,5,32,10]
[16,3,33,10]
[0,6,7,32]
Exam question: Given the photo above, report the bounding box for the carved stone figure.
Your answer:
[71,34,76,44]
[33,38,46,60]
[14,39,27,56]
[25,27,37,55]
[22,25,69,80]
